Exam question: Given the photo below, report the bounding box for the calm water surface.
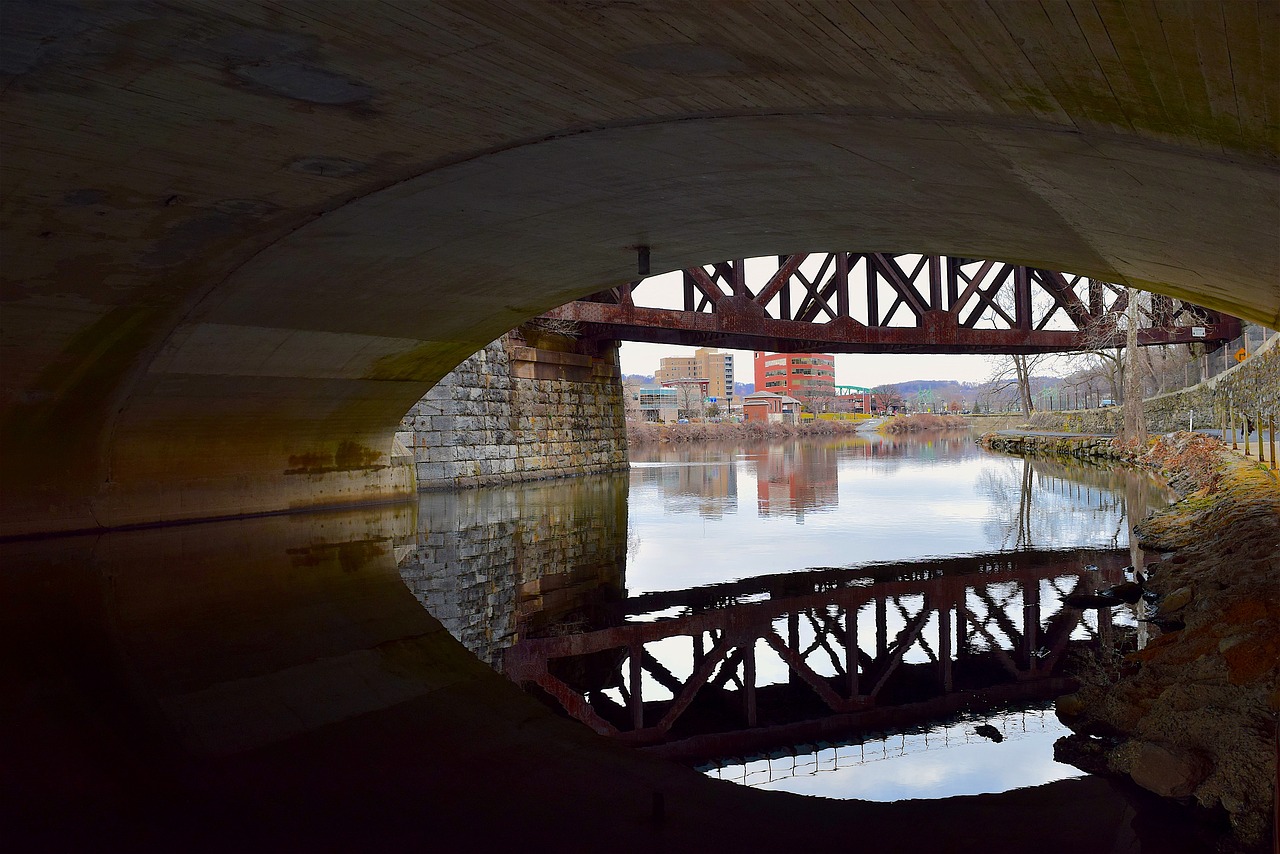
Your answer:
[626,433,1167,594]
[405,430,1177,804]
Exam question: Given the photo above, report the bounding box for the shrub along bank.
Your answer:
[626,419,869,445]
[878,413,970,433]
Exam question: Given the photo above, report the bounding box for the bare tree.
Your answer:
[621,377,647,422]
[1063,281,1212,416]
[670,382,705,420]
[1123,288,1147,443]
[803,385,837,414]
[984,353,1052,417]
[872,384,904,413]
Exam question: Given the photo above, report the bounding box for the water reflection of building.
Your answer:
[743,442,840,518]
[631,449,738,519]
[397,473,628,668]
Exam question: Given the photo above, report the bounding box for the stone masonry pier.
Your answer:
[397,330,628,490]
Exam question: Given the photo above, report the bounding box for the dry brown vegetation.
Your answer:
[1122,430,1227,495]
[878,413,970,433]
[626,419,866,445]
[1054,434,1280,844]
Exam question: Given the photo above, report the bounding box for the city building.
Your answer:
[753,352,836,410]
[659,377,710,419]
[742,391,802,424]
[631,386,678,423]
[833,385,890,415]
[656,347,735,407]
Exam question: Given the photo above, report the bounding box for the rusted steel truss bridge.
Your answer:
[539,254,1241,354]
[503,550,1132,764]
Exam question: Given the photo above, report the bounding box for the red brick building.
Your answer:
[753,352,836,409]
[742,391,802,423]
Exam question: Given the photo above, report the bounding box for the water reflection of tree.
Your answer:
[978,456,1164,551]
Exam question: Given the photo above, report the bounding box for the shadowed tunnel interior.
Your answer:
[1,2,1277,850]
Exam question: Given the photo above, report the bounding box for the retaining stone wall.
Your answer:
[397,333,628,490]
[1028,332,1280,434]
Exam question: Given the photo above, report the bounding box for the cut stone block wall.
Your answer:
[397,333,628,489]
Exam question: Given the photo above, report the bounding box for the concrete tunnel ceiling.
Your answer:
[1,1,1278,537]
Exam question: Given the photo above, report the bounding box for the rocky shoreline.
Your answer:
[983,430,1280,848]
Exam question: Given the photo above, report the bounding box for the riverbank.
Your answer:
[984,430,1279,847]
[878,413,970,433]
[626,418,874,445]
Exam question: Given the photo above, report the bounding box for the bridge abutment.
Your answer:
[398,329,628,490]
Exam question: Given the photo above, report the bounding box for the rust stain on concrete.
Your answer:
[285,440,385,475]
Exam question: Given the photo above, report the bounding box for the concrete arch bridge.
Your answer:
[2,1,1277,536]
[3,4,1278,849]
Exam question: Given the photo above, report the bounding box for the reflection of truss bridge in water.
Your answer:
[703,706,1059,788]
[503,550,1133,764]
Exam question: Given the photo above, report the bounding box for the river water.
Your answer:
[3,428,1227,851]
[401,430,1178,804]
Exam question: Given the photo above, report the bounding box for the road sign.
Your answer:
[1235,347,1248,363]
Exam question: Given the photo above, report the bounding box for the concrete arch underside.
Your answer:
[2,1,1278,537]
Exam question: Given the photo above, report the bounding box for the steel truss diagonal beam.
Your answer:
[540,254,1242,355]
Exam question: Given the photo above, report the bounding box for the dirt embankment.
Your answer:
[626,419,871,445]
[1048,433,1280,847]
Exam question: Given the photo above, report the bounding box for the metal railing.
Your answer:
[1224,403,1278,471]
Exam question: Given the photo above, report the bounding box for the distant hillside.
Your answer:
[878,376,1062,410]
[883,379,981,398]
[626,372,1070,409]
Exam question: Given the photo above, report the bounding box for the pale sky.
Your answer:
[619,342,1019,388]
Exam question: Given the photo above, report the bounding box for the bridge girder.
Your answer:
[543,254,1242,355]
